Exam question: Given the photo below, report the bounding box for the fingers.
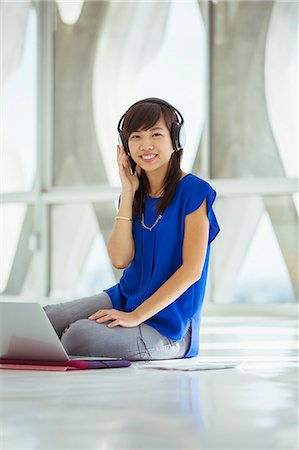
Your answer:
[88,309,111,320]
[88,309,118,324]
[117,145,140,179]
[117,145,129,168]
[107,320,121,328]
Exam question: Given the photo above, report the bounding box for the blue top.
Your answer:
[104,173,220,358]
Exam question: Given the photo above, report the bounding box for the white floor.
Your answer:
[1,316,298,450]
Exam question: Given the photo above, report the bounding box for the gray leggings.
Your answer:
[43,292,191,361]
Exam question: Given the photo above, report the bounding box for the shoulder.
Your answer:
[180,174,217,217]
[182,173,213,193]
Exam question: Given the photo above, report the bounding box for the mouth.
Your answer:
[140,154,158,162]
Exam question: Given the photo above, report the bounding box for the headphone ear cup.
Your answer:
[171,122,186,152]
[179,124,186,149]
[171,123,179,152]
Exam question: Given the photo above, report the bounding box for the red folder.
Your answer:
[0,359,131,371]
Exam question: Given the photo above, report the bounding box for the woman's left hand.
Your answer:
[88,309,141,328]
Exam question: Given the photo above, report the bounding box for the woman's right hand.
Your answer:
[117,145,141,195]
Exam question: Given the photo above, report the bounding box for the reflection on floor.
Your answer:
[1,316,298,450]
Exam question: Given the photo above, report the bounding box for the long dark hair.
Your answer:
[121,100,184,220]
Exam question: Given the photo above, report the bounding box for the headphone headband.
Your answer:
[117,97,184,127]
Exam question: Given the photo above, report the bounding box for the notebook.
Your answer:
[0,302,131,371]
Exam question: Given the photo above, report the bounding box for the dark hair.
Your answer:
[122,100,184,220]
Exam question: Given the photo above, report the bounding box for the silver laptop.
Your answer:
[0,302,122,361]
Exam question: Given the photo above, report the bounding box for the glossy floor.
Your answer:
[1,316,298,450]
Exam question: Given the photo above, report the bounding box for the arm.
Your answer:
[107,192,135,269]
[134,199,210,323]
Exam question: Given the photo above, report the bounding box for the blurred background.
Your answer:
[1,0,298,314]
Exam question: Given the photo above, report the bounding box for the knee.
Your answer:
[61,319,95,356]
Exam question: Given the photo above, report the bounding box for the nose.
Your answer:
[139,138,154,150]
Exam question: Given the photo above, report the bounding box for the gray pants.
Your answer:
[43,292,191,361]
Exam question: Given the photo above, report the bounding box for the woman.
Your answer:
[44,97,220,361]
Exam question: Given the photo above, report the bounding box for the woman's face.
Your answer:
[127,116,174,173]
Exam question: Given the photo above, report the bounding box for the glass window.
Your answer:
[0,203,39,297]
[50,203,116,299]
[54,1,205,187]
[210,0,297,179]
[212,194,298,304]
[2,4,37,192]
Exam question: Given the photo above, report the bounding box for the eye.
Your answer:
[153,133,162,137]
[130,135,139,140]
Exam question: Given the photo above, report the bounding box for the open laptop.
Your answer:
[0,302,122,362]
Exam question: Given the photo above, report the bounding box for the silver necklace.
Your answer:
[141,212,163,231]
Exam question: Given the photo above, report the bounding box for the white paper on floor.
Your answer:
[134,361,239,371]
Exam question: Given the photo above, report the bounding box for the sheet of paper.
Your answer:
[135,362,238,371]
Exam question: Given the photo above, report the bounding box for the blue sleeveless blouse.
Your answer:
[104,173,220,358]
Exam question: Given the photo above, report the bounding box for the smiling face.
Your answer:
[127,116,174,173]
